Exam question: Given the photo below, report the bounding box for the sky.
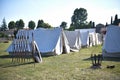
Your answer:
[0,0,120,27]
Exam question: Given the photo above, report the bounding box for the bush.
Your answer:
[0,33,5,38]
[0,32,8,38]
[4,41,9,43]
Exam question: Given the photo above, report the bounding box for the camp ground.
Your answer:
[102,25,120,57]
[1,1,120,79]
[1,26,120,80]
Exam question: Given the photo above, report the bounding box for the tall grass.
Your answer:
[0,42,120,80]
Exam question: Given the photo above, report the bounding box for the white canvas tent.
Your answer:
[80,31,90,47]
[7,28,70,56]
[64,31,81,52]
[75,29,90,47]
[75,29,95,47]
[102,25,120,57]
[75,28,102,47]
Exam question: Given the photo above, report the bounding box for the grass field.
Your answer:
[0,42,120,80]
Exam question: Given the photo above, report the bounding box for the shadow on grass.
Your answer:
[0,54,11,58]
[0,55,36,68]
[83,57,120,62]
[0,53,54,59]
[0,62,35,68]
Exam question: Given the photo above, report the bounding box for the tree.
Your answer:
[115,14,118,21]
[82,21,91,29]
[113,14,118,25]
[43,23,52,28]
[28,20,36,29]
[110,16,113,25]
[88,21,93,28]
[15,19,24,29]
[8,21,15,29]
[106,22,108,26]
[15,21,18,29]
[37,19,52,28]
[92,22,95,28]
[68,25,74,31]
[89,21,95,28]
[1,18,7,31]
[71,8,88,29]
[60,21,67,29]
[37,20,44,28]
[18,19,24,29]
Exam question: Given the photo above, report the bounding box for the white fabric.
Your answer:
[62,31,70,53]
[76,29,95,33]
[64,31,81,51]
[95,33,103,45]
[75,29,95,47]
[34,28,61,53]
[80,31,89,46]
[102,25,120,57]
[89,32,95,46]
[89,32,102,46]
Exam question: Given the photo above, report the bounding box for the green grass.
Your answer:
[0,42,120,80]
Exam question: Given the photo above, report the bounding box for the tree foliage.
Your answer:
[28,20,36,29]
[110,16,113,25]
[37,19,52,28]
[19,19,24,29]
[113,14,119,26]
[37,20,44,28]
[8,21,15,29]
[15,21,19,29]
[60,21,67,29]
[43,23,52,28]
[71,8,88,29]
[0,18,7,31]
[68,25,74,31]
[88,21,95,28]
[15,19,24,29]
